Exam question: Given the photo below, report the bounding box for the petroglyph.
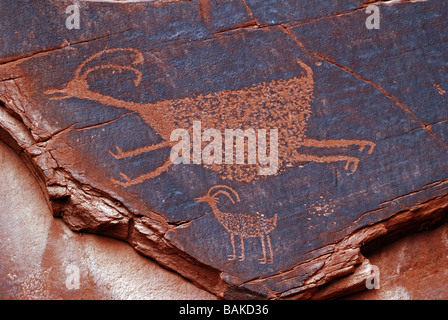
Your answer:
[306,195,335,217]
[45,48,376,187]
[195,185,277,264]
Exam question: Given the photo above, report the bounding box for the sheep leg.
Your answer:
[301,138,376,154]
[109,140,174,159]
[112,157,173,187]
[291,153,360,173]
[259,234,267,264]
[266,234,274,264]
[227,233,236,261]
[238,235,245,261]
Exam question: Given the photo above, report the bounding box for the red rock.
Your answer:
[0,0,447,299]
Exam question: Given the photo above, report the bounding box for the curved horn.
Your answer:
[79,64,143,86]
[207,185,240,202]
[211,190,237,204]
[74,48,144,80]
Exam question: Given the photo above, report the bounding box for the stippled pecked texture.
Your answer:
[0,0,447,299]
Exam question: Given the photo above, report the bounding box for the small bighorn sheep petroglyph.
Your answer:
[195,185,277,264]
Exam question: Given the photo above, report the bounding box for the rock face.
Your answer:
[345,219,448,300]
[0,0,447,299]
[0,139,214,300]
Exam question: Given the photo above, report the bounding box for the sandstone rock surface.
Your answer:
[347,221,448,300]
[0,0,447,299]
[0,140,214,299]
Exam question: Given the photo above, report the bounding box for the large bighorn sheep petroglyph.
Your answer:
[45,48,375,186]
